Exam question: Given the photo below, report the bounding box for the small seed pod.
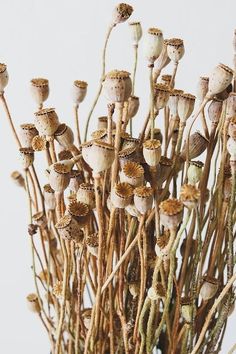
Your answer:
[167,38,184,63]
[111,182,133,208]
[147,282,166,301]
[181,297,193,323]
[111,3,133,25]
[55,214,81,241]
[187,160,204,185]
[127,95,140,119]
[30,78,49,106]
[97,116,116,130]
[227,137,236,160]
[125,203,140,218]
[34,108,60,136]
[228,116,236,139]
[159,198,183,230]
[32,135,47,151]
[160,74,172,87]
[71,80,87,106]
[122,137,140,150]
[19,147,34,169]
[82,140,115,174]
[155,231,170,258]
[82,308,92,329]
[67,200,90,227]
[26,293,41,313]
[134,186,153,214]
[143,139,161,167]
[54,123,74,149]
[43,184,56,210]
[178,93,196,122]
[168,89,183,117]
[148,128,163,144]
[156,156,173,186]
[118,146,139,167]
[129,21,142,45]
[144,28,164,65]
[0,63,9,92]
[103,70,132,103]
[226,93,236,121]
[154,83,171,110]
[19,123,38,148]
[11,171,25,188]
[207,63,233,99]
[129,281,140,298]
[180,184,200,209]
[154,40,171,78]
[77,183,95,209]
[181,131,209,160]
[196,77,209,102]
[200,276,219,301]
[49,162,71,192]
[69,170,83,192]
[120,161,144,187]
[208,99,223,125]
[85,233,99,257]
[32,211,47,228]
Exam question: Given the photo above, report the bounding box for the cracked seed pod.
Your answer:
[49,162,71,192]
[196,77,209,102]
[180,184,200,209]
[160,74,172,87]
[34,108,60,136]
[129,22,142,45]
[55,214,81,241]
[143,139,161,166]
[19,147,34,169]
[187,160,204,185]
[206,63,233,99]
[127,95,140,119]
[200,276,219,301]
[120,161,144,187]
[228,116,236,139]
[69,170,83,192]
[30,78,49,106]
[118,146,139,167]
[82,140,115,174]
[111,182,133,208]
[181,297,193,323]
[227,137,236,160]
[54,123,74,149]
[156,156,173,186]
[112,3,133,25]
[177,93,196,122]
[226,93,236,121]
[167,38,185,63]
[85,233,99,257]
[134,186,153,214]
[153,40,171,78]
[122,137,140,150]
[97,116,116,130]
[32,135,47,151]
[82,308,92,329]
[19,123,38,148]
[168,89,183,117]
[155,231,170,258]
[159,198,183,230]
[129,281,140,298]
[43,184,56,210]
[181,131,209,160]
[71,80,87,105]
[0,63,9,92]
[208,99,223,125]
[77,183,95,209]
[154,83,171,110]
[67,200,90,227]
[11,171,25,188]
[147,282,166,301]
[32,211,47,228]
[144,28,164,65]
[103,70,132,103]
[26,293,41,313]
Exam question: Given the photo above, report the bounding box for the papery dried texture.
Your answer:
[49,162,71,192]
[207,99,223,126]
[55,214,81,241]
[11,171,25,188]
[43,184,56,210]
[155,231,170,258]
[71,80,87,106]
[181,131,209,160]
[134,185,153,214]
[97,116,116,130]
[154,83,171,110]
[19,123,38,148]
[181,297,193,323]
[122,136,140,150]
[167,38,185,63]
[83,140,115,173]
[67,200,90,226]
[226,93,236,120]
[82,308,92,329]
[91,129,108,141]
[153,40,171,80]
[144,28,164,65]
[143,139,161,166]
[32,211,47,228]
[160,74,172,87]
[228,116,236,140]
[32,135,47,151]
[156,156,173,186]
[111,182,133,208]
[187,160,204,185]
[200,276,219,301]
[54,123,74,149]
[196,77,209,101]
[127,95,140,119]
[0,63,9,92]
[159,198,183,230]
[180,184,200,209]
[120,161,144,186]
[227,136,236,161]
[177,93,196,122]
[30,78,49,106]
[206,63,233,99]
[103,70,132,103]
[34,108,60,136]
[26,294,41,313]
[112,3,133,25]
[19,147,34,169]
[85,233,99,257]
[129,21,142,45]
[77,183,95,209]
[69,170,83,192]
[118,145,139,167]
[147,282,166,301]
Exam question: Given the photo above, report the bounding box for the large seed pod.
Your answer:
[55,214,81,241]
[19,123,38,148]
[30,78,49,106]
[34,108,60,136]
[159,198,183,230]
[134,186,153,214]
[103,70,132,103]
[54,123,74,149]
[181,131,209,160]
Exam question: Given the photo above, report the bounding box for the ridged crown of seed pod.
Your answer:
[26,293,41,313]
[155,231,170,258]
[32,135,47,151]
[134,185,153,214]
[181,131,209,160]
[67,200,90,226]
[112,3,133,25]
[208,99,223,125]
[196,77,209,101]
[206,63,233,99]
[43,184,56,210]
[58,149,73,161]
[144,28,164,65]
[226,93,236,121]
[0,63,9,92]
[111,182,134,208]
[180,184,200,209]
[85,233,99,257]
[81,140,115,173]
[168,89,183,116]
[71,80,88,105]
[129,21,142,45]
[167,38,185,63]
[91,129,107,141]
[177,93,196,122]
[103,70,132,103]
[154,39,171,75]
[19,123,38,148]
[159,198,183,230]
[77,183,95,208]
[54,123,74,149]
[11,171,25,188]
[187,160,204,185]
[30,78,49,105]
[118,145,139,167]
[227,136,236,160]
[200,276,219,301]
[160,74,172,86]
[147,282,166,301]
[32,211,47,228]
[19,147,34,169]
[143,139,161,167]
[34,108,60,136]
[127,95,140,118]
[55,214,81,241]
[120,161,144,187]
[228,116,236,139]
[154,83,171,110]
[122,136,140,149]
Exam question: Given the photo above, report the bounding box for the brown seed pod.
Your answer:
[143,139,161,167]
[147,282,166,301]
[71,80,88,105]
[32,135,47,151]
[112,3,133,25]
[54,123,74,149]
[58,149,73,161]
[77,183,95,209]
[181,131,209,160]
[177,93,196,122]
[196,77,209,101]
[43,184,56,210]
[208,99,223,125]
[120,161,144,187]
[0,63,9,92]
[111,182,133,208]
[32,211,47,228]
[49,162,71,192]
[167,38,185,63]
[154,83,171,110]
[148,128,163,144]
[67,200,90,226]
[30,78,49,106]
[159,198,183,230]
[55,214,81,241]
[207,63,233,99]
[127,95,140,119]
[118,145,139,167]
[156,156,173,186]
[154,40,171,78]
[85,233,99,257]
[103,70,132,103]
[19,147,34,169]
[134,186,153,214]
[168,89,183,117]
[11,171,25,188]
[180,184,200,209]
[19,123,38,148]
[200,276,219,301]
[122,136,140,150]
[160,74,172,86]
[26,293,41,313]
[144,28,164,65]
[52,281,64,299]
[34,108,60,136]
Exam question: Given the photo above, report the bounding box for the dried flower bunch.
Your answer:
[3,3,236,354]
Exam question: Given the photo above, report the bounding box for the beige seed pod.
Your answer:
[156,156,173,186]
[129,21,142,45]
[91,129,107,141]
[167,38,185,63]
[103,70,132,103]
[30,78,49,106]
[144,28,164,65]
[118,145,139,167]
[82,308,92,329]
[0,63,9,92]
[200,276,219,301]
[111,182,133,208]
[168,89,183,117]
[208,99,223,125]
[143,139,161,167]
[147,282,166,301]
[34,108,60,136]
[69,170,83,192]
[43,184,56,210]
[120,161,144,187]
[111,3,133,25]
[19,147,34,169]
[85,233,99,257]
[196,77,209,102]
[228,116,236,139]
[128,281,140,298]
[32,135,47,151]
[77,183,95,209]
[127,95,140,118]
[180,184,200,209]
[32,211,47,228]
[55,214,80,241]
[154,83,171,110]
[181,131,209,160]
[82,140,115,174]
[226,93,236,121]
[159,198,183,230]
[122,137,140,150]
[206,63,233,99]
[71,80,87,106]
[227,137,236,160]
[54,123,74,149]
[11,171,25,188]
[26,293,41,313]
[181,297,193,323]
[134,186,153,214]
[67,200,90,227]
[153,40,171,79]
[49,162,71,192]
[177,93,196,122]
[155,231,170,258]
[97,116,116,130]
[187,160,204,185]
[19,123,38,148]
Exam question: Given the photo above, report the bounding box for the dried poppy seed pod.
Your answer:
[159,198,183,230]
[26,293,41,313]
[71,80,88,106]
[111,3,133,25]
[206,63,233,99]
[77,183,95,209]
[122,137,140,150]
[196,77,209,102]
[97,116,116,130]
[200,276,219,301]
[118,146,139,167]
[120,161,144,187]
[156,156,173,186]
[181,131,209,160]
[144,28,164,65]
[55,214,80,241]
[85,233,99,257]
[153,40,171,80]
[155,231,170,258]
[19,124,38,148]
[154,84,171,110]
[226,93,236,121]
[180,184,200,209]
[54,123,74,149]
[178,93,196,122]
[167,38,185,63]
[111,182,133,208]
[208,99,223,125]
[34,108,60,136]
[32,211,47,228]
[160,74,172,87]
[91,129,107,141]
[11,171,25,188]
[49,162,71,192]
[67,200,90,226]
[168,89,183,117]
[228,116,236,139]
[82,308,92,329]
[181,297,193,323]
[148,128,163,144]
[19,148,34,169]
[32,135,47,152]
[129,22,142,45]
[103,70,132,103]
[30,78,49,106]
[134,186,153,214]
[187,161,204,185]
[0,63,9,92]
[227,137,236,160]
[69,170,83,192]
[82,140,115,174]
[147,282,166,301]
[127,96,140,119]
[143,139,161,167]
[43,184,56,210]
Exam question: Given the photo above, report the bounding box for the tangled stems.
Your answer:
[130,44,138,135]
[227,164,236,280]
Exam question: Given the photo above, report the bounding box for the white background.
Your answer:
[0,0,236,353]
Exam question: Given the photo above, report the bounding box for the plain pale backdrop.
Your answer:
[0,0,236,353]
